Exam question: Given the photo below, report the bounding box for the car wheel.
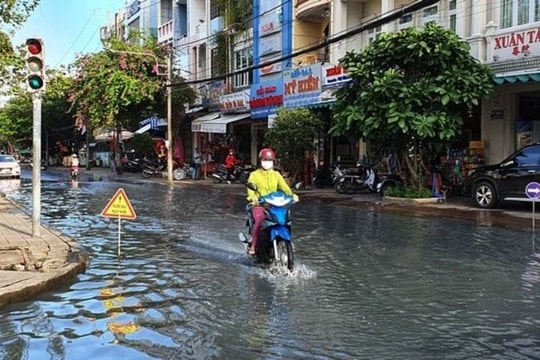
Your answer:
[473,181,496,208]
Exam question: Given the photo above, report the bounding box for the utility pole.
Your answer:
[166,46,173,183]
[31,94,42,238]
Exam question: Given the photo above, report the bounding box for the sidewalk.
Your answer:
[0,192,89,309]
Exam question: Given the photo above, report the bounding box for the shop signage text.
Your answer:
[219,91,250,113]
[283,64,322,108]
[250,80,284,118]
[322,65,351,89]
[492,27,540,61]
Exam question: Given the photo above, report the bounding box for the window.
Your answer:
[367,25,382,44]
[422,5,439,25]
[398,13,413,30]
[210,0,221,20]
[233,48,253,88]
[500,0,540,28]
[211,47,220,78]
[448,0,457,32]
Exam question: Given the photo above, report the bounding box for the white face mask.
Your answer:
[261,160,274,170]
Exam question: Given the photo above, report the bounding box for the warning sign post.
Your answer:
[101,188,137,258]
[101,188,137,220]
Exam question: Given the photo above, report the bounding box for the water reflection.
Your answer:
[0,178,21,193]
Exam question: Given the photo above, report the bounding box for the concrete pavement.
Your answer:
[0,191,89,309]
[0,164,538,310]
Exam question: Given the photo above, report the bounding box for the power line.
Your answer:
[173,0,441,86]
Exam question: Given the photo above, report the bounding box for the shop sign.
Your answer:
[202,80,231,112]
[126,0,140,19]
[260,33,282,57]
[283,63,322,108]
[259,10,282,35]
[250,79,284,119]
[259,56,283,77]
[219,90,250,114]
[322,65,351,90]
[492,26,540,61]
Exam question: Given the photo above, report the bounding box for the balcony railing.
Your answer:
[158,20,174,44]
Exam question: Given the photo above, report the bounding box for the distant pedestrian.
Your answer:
[192,147,202,180]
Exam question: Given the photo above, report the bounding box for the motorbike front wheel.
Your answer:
[275,239,294,271]
[141,168,153,178]
[335,181,347,194]
[173,168,186,180]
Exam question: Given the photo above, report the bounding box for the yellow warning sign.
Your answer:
[101,188,137,220]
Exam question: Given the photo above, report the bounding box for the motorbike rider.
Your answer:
[225,149,240,177]
[246,148,299,256]
[70,153,79,179]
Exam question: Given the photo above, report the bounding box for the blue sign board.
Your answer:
[525,181,540,199]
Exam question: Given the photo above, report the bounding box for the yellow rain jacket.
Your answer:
[246,168,293,203]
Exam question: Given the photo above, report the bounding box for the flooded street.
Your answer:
[0,178,539,359]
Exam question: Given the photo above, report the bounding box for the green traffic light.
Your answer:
[27,75,44,90]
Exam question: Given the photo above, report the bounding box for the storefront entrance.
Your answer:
[516,93,540,147]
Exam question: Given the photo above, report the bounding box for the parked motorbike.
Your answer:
[122,158,143,173]
[238,183,296,272]
[211,163,255,184]
[335,162,379,194]
[141,159,166,178]
[172,163,200,181]
[312,163,344,188]
[376,173,405,196]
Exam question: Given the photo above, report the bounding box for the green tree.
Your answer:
[69,32,197,170]
[0,70,76,152]
[69,33,167,131]
[0,94,33,152]
[264,108,321,179]
[331,24,494,188]
[0,0,39,88]
[130,133,155,158]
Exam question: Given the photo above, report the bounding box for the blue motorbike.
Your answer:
[239,184,295,272]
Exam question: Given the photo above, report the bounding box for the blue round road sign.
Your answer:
[525,182,540,200]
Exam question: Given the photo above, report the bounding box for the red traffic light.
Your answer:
[26,38,43,55]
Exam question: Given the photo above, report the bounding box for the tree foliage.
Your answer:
[264,108,322,176]
[0,94,32,152]
[0,71,76,152]
[70,32,197,136]
[0,0,39,88]
[331,24,494,187]
[69,33,168,131]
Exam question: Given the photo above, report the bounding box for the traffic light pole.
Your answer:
[31,93,42,238]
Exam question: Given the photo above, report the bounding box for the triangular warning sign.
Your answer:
[101,188,137,220]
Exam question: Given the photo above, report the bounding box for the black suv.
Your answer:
[465,143,540,208]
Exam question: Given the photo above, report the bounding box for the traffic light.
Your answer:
[25,38,46,93]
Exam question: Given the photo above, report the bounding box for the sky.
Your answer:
[13,0,126,69]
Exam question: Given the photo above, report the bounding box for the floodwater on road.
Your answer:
[0,178,539,359]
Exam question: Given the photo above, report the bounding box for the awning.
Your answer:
[494,72,540,85]
[186,106,204,114]
[135,123,151,134]
[191,113,250,133]
[304,101,335,109]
